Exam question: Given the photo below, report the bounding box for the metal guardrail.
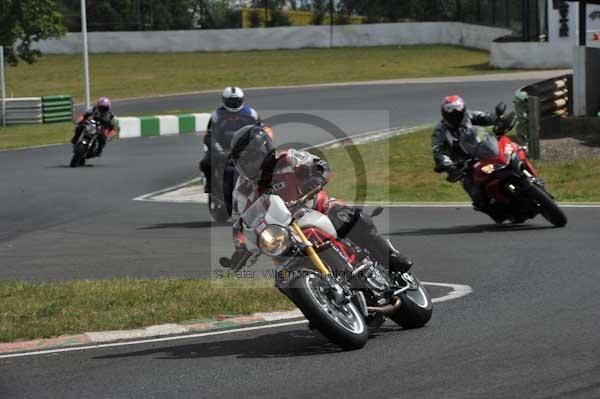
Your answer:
[42,95,73,123]
[513,74,572,159]
[3,98,43,125]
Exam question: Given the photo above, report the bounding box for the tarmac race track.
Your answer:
[2,76,600,398]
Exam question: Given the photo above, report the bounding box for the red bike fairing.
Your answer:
[472,135,538,203]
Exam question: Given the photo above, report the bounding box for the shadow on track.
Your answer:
[389,223,555,237]
[138,221,230,229]
[93,327,395,360]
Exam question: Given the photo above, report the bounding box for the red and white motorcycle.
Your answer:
[221,185,432,350]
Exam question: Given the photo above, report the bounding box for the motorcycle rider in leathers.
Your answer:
[199,87,259,193]
[225,124,413,276]
[71,97,115,157]
[432,95,498,217]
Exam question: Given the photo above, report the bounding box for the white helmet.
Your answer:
[222,86,245,112]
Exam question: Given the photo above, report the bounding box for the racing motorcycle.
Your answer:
[70,120,109,168]
[221,185,432,350]
[444,108,567,227]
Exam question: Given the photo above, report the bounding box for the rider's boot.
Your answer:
[364,235,413,275]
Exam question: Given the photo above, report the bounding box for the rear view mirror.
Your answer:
[370,206,384,218]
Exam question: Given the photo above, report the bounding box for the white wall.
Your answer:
[490,42,575,69]
[33,22,510,54]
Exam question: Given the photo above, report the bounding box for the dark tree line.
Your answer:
[54,0,471,31]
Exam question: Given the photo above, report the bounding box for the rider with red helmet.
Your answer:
[432,95,498,214]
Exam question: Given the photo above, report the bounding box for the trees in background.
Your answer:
[51,0,463,31]
[0,0,67,65]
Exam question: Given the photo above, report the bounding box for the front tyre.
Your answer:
[390,273,433,329]
[289,272,367,350]
[527,184,567,227]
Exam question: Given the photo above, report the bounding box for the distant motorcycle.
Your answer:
[442,109,567,227]
[221,185,432,350]
[69,120,112,168]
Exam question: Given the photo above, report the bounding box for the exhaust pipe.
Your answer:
[367,298,401,316]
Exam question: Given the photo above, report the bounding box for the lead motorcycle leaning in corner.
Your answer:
[219,125,432,350]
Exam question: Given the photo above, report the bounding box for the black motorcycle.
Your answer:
[70,120,104,168]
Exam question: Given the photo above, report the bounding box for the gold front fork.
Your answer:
[290,222,330,276]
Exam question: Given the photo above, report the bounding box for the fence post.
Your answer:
[1,46,6,127]
[528,96,541,160]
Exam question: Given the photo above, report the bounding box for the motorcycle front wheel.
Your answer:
[390,273,433,329]
[289,272,367,350]
[70,144,87,168]
[526,184,567,227]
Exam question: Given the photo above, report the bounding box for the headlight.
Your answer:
[258,225,291,257]
[481,164,495,174]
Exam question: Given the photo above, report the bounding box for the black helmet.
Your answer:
[441,95,466,129]
[230,124,273,182]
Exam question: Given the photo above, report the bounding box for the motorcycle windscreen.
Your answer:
[459,127,499,160]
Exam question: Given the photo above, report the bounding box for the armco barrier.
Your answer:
[4,98,43,125]
[513,74,572,159]
[42,95,73,123]
[116,113,211,138]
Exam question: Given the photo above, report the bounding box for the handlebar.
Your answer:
[285,185,323,213]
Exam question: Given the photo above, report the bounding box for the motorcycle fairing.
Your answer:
[297,210,338,238]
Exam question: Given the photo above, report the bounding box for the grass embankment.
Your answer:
[321,128,600,203]
[5,45,499,102]
[0,278,294,343]
[0,122,74,150]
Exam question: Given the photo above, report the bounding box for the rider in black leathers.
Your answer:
[71,97,115,156]
[199,87,259,193]
[432,95,498,214]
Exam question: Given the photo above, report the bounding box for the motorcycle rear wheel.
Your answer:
[527,184,567,227]
[289,272,367,350]
[208,195,230,222]
[390,273,433,329]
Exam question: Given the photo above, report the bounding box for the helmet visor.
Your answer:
[444,109,465,128]
[224,97,243,111]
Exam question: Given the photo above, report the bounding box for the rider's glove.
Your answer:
[303,176,323,192]
[446,165,463,182]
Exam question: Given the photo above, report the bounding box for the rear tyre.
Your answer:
[390,273,433,329]
[289,272,367,350]
[527,184,567,227]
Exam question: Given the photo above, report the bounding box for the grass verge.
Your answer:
[0,122,74,150]
[0,278,294,343]
[320,128,600,202]
[5,45,503,102]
